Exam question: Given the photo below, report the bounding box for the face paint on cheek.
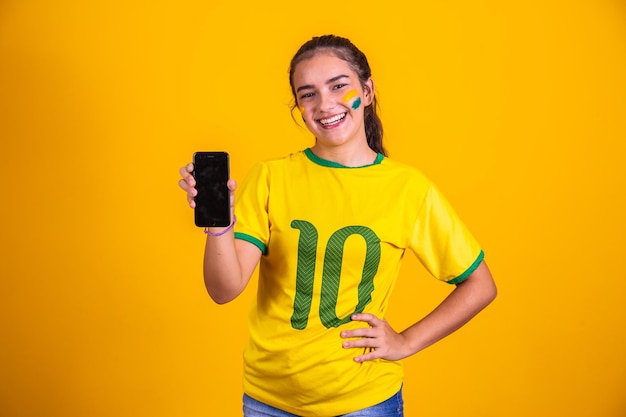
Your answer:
[298,105,306,121]
[342,89,362,110]
[342,89,358,103]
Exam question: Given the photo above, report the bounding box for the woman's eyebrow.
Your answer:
[326,74,349,84]
[296,74,350,93]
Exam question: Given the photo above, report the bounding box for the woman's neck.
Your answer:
[309,142,378,167]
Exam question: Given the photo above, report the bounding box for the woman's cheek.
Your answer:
[342,89,362,110]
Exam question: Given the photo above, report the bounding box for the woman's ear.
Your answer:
[363,78,375,106]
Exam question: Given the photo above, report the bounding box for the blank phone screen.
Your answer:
[193,152,230,227]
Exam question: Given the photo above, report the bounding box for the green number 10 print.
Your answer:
[290,220,382,330]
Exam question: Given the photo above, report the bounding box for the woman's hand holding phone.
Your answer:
[178,162,198,208]
[178,154,237,228]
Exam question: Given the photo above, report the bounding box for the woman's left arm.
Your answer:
[341,260,497,362]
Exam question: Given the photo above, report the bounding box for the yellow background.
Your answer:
[1,1,625,416]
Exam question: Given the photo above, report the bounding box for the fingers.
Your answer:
[179,163,196,188]
[353,350,379,363]
[340,314,406,362]
[350,313,382,326]
[178,164,238,210]
[342,333,382,363]
[340,314,383,349]
[341,327,379,347]
[178,163,197,208]
[227,178,237,211]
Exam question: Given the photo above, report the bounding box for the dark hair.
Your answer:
[288,35,386,156]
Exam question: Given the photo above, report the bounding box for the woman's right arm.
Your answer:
[179,163,262,304]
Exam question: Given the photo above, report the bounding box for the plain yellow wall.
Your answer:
[1,1,625,416]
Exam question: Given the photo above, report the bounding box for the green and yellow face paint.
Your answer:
[342,89,362,110]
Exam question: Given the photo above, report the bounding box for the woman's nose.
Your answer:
[318,91,335,112]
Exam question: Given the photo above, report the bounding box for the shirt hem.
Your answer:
[447,250,484,285]
[234,232,267,254]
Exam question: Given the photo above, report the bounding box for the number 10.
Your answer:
[290,220,381,330]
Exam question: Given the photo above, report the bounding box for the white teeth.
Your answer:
[319,113,346,126]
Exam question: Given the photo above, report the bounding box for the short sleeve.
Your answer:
[410,184,484,284]
[233,162,270,254]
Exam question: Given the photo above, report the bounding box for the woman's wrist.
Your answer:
[204,214,237,236]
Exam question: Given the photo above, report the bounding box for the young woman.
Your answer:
[179,35,497,417]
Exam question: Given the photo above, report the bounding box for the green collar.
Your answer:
[304,148,384,168]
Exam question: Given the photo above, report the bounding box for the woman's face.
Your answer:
[292,52,373,151]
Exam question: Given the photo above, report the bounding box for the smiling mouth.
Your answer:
[318,112,346,126]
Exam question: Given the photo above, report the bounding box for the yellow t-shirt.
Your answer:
[234,149,483,416]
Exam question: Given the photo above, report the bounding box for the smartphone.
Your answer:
[192,151,231,227]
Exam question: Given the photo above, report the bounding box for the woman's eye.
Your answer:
[300,92,314,99]
[333,83,347,90]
